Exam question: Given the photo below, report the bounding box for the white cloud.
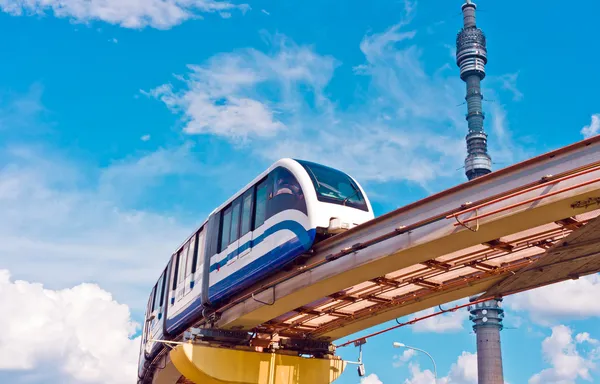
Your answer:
[404,363,438,384]
[404,351,477,384]
[529,325,596,384]
[361,373,384,384]
[576,332,599,345]
[150,3,524,191]
[409,305,469,333]
[0,84,260,321]
[141,134,151,141]
[261,9,270,15]
[0,141,202,312]
[0,0,249,29]
[393,349,417,367]
[506,274,600,325]
[445,352,478,384]
[496,72,523,101]
[581,113,600,139]
[147,34,337,141]
[0,270,140,383]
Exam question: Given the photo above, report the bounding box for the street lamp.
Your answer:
[393,342,437,382]
[345,339,367,377]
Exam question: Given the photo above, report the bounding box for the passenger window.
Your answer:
[187,233,199,275]
[220,207,232,252]
[230,199,241,244]
[155,274,164,309]
[172,254,179,290]
[254,180,268,229]
[150,285,157,312]
[185,234,196,276]
[269,167,305,215]
[196,230,206,272]
[241,190,253,236]
[178,244,189,283]
[159,271,166,305]
[273,168,301,197]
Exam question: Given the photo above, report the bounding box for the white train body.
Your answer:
[137,159,374,382]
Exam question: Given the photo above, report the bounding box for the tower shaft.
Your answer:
[476,326,504,383]
[456,1,492,180]
[469,297,505,384]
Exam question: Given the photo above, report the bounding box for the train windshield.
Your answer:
[295,160,369,212]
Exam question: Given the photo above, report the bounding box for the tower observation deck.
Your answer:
[456,0,492,180]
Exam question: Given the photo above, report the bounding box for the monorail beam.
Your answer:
[214,138,600,340]
[168,344,346,384]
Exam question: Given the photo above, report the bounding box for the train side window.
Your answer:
[172,253,179,290]
[150,285,157,312]
[189,229,202,273]
[186,235,196,277]
[268,167,306,216]
[220,206,232,252]
[178,243,189,284]
[155,274,164,309]
[273,168,302,197]
[230,198,241,244]
[196,230,206,272]
[159,270,166,305]
[240,189,254,236]
[254,179,268,229]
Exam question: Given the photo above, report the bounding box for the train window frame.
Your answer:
[219,205,233,253]
[171,253,179,291]
[254,178,269,229]
[229,197,242,245]
[272,167,302,197]
[186,235,196,277]
[195,230,206,272]
[150,284,157,312]
[155,272,164,310]
[240,188,254,236]
[158,268,167,306]
[190,231,200,274]
[178,244,189,284]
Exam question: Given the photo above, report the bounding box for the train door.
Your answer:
[237,188,254,259]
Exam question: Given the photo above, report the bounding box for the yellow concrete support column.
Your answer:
[169,344,347,384]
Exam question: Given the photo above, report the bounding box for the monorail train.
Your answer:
[137,158,374,382]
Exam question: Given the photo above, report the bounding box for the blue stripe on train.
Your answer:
[209,220,312,273]
[165,225,316,335]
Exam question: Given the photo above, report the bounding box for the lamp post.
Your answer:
[393,342,437,383]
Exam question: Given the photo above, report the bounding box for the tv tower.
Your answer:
[456,0,492,180]
[458,3,505,383]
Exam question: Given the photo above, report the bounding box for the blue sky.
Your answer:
[0,0,600,383]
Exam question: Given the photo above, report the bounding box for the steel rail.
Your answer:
[451,175,600,227]
[447,162,600,220]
